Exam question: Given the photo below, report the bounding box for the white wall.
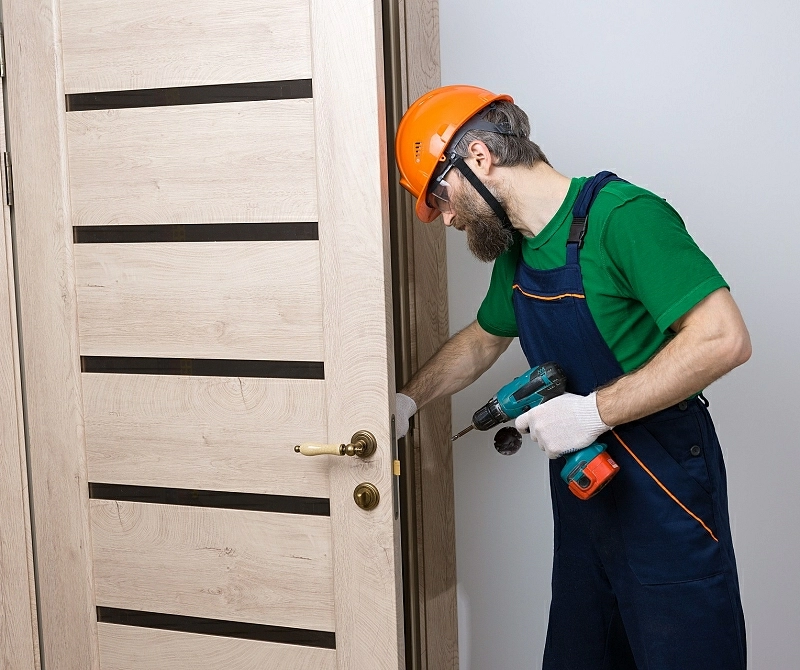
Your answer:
[440,1,800,668]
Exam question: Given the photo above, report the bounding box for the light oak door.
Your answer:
[0,78,40,670]
[4,0,404,668]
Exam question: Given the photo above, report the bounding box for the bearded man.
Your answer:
[393,85,750,670]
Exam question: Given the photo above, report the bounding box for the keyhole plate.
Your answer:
[353,482,380,511]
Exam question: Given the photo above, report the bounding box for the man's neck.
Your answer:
[503,162,572,238]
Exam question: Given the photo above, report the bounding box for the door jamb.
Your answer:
[383,2,459,669]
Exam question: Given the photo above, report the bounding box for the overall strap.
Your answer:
[566,171,624,264]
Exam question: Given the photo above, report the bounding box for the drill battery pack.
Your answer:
[560,443,620,500]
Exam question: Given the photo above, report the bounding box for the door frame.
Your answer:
[0,48,41,668]
[383,2,459,669]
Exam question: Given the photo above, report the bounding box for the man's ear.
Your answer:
[466,139,494,176]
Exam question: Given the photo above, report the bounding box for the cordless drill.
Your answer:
[452,362,620,500]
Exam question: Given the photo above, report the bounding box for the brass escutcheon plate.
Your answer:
[349,430,377,458]
[353,482,380,511]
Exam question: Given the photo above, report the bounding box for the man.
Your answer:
[393,85,750,669]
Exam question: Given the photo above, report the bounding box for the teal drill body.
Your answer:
[471,361,567,430]
[464,361,619,499]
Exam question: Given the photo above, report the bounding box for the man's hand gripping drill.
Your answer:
[453,362,620,500]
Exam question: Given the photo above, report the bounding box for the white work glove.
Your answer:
[514,392,613,459]
[395,393,418,439]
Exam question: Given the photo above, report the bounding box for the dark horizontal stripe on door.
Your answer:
[89,483,330,517]
[97,607,336,649]
[81,357,324,379]
[66,79,313,112]
[74,222,318,244]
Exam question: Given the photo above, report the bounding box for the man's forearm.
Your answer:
[597,289,751,426]
[401,320,513,410]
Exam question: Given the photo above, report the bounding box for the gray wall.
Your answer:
[439,1,800,668]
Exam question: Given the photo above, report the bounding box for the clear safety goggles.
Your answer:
[425,162,455,213]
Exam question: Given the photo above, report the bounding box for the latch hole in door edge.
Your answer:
[392,415,399,520]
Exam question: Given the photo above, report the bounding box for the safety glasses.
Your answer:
[426,161,455,213]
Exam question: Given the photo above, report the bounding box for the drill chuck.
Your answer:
[472,398,509,431]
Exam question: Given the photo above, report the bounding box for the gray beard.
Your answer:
[452,185,514,262]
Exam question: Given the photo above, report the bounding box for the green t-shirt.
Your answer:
[476,177,728,373]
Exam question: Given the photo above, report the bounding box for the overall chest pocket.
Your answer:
[642,409,713,494]
[610,422,722,585]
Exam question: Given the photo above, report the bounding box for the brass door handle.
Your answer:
[294,430,377,458]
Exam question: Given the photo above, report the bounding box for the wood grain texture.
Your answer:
[404,0,441,104]
[0,93,40,670]
[91,500,335,631]
[75,241,324,360]
[403,1,459,668]
[3,1,100,666]
[61,0,312,94]
[84,374,329,497]
[66,99,317,225]
[310,0,405,667]
[97,624,335,670]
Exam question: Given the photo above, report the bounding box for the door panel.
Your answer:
[6,0,403,667]
[75,241,324,359]
[90,500,334,630]
[97,625,335,670]
[83,374,329,496]
[61,0,312,94]
[66,100,317,225]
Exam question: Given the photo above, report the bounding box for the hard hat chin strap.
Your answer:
[450,155,514,233]
[437,103,517,231]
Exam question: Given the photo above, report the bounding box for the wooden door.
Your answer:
[0,79,40,670]
[4,0,404,667]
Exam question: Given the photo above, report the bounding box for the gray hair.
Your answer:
[451,101,551,168]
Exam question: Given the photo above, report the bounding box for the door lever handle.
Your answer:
[294,430,377,458]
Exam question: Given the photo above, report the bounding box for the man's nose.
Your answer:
[442,211,455,226]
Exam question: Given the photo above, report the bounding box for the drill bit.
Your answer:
[451,424,475,441]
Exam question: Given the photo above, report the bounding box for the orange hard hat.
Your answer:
[395,85,513,222]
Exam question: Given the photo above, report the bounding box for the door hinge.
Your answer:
[3,153,13,207]
[0,24,6,79]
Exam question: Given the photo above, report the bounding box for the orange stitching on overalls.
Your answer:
[512,284,585,301]
[612,429,719,543]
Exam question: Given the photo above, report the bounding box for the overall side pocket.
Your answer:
[609,424,722,585]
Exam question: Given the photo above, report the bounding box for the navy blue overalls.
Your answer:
[512,173,746,669]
